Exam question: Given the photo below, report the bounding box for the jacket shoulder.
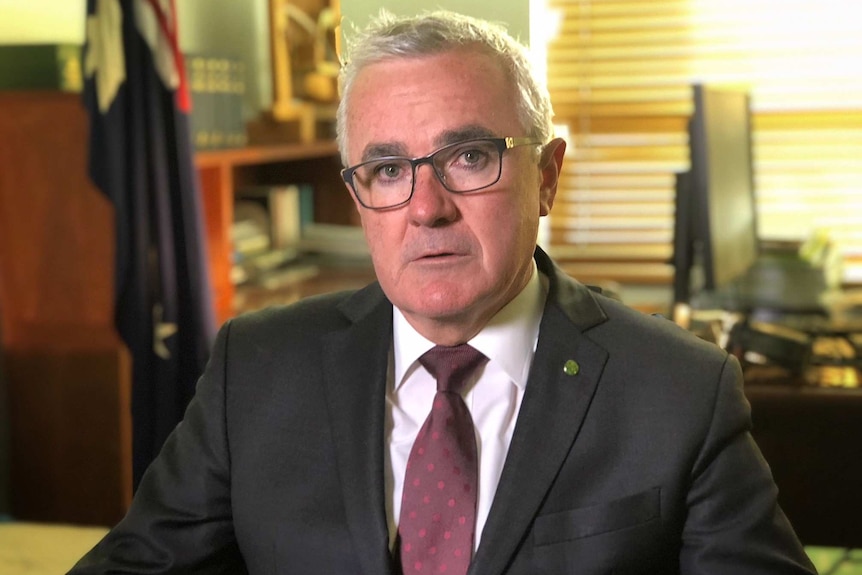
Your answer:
[593,292,726,362]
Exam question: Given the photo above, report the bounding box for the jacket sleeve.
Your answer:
[679,354,816,574]
[67,319,248,574]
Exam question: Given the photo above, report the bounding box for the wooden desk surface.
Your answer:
[743,367,862,549]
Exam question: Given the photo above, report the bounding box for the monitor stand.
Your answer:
[691,250,831,318]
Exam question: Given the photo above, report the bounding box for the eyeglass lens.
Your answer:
[351,140,502,209]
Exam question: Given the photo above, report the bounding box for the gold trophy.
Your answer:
[268,0,340,142]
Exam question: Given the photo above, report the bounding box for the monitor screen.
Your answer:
[690,84,758,292]
[673,84,758,309]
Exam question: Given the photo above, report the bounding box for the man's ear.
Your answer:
[539,137,566,216]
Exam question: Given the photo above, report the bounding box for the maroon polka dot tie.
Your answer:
[398,344,488,575]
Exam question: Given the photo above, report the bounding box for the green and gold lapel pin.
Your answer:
[563,359,580,376]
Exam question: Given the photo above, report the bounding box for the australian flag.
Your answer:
[83,0,216,489]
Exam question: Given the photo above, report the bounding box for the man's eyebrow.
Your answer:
[360,142,408,162]
[435,126,497,147]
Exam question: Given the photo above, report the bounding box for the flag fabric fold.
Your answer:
[83,0,216,489]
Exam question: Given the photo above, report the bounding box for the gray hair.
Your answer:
[335,9,554,165]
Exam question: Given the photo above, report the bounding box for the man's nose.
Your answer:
[407,163,457,224]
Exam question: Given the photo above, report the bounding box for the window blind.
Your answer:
[543,0,862,286]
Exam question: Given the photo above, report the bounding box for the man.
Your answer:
[70,9,816,575]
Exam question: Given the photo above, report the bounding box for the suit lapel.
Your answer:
[322,283,398,575]
[470,251,611,575]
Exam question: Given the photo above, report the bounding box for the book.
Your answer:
[226,59,247,148]
[0,44,83,92]
[237,185,303,250]
[232,200,272,257]
[298,184,315,229]
[269,185,302,250]
[206,57,227,149]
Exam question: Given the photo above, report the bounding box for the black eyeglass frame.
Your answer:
[341,136,543,210]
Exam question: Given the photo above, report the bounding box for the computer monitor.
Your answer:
[673,84,758,309]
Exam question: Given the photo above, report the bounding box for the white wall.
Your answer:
[0,0,86,43]
[340,0,530,45]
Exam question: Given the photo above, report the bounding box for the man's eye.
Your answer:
[460,149,487,164]
[374,163,404,179]
[451,146,493,169]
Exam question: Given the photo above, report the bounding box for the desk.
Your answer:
[0,522,108,575]
[745,372,862,549]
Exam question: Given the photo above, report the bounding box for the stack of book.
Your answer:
[231,184,315,285]
[185,53,247,150]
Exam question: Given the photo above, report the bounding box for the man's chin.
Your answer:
[397,287,486,321]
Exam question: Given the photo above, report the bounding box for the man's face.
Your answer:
[344,48,562,343]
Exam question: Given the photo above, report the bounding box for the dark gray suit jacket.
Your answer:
[70,249,816,574]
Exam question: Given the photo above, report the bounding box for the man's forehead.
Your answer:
[345,50,521,164]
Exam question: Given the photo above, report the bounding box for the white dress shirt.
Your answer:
[384,264,547,551]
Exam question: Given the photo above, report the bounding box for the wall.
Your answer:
[0,0,531,121]
[340,0,530,44]
[0,0,86,43]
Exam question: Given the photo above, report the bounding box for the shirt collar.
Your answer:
[392,260,547,392]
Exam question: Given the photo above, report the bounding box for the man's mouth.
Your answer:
[403,238,472,264]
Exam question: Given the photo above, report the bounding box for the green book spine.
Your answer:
[299,184,315,230]
[227,59,247,148]
[209,57,229,149]
[0,44,84,92]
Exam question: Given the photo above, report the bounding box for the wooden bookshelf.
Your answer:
[0,92,132,526]
[195,141,359,325]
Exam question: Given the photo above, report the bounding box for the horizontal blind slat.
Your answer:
[545,0,862,285]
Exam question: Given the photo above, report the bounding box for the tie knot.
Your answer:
[419,344,487,394]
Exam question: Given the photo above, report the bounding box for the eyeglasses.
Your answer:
[341,137,543,210]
